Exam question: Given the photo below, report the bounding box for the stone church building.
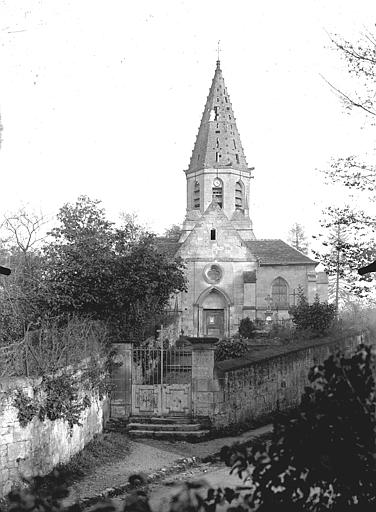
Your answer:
[163,59,328,339]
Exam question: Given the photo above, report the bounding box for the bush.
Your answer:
[289,287,336,334]
[238,317,255,339]
[223,344,376,511]
[214,338,248,362]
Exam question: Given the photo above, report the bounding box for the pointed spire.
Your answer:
[187,59,249,175]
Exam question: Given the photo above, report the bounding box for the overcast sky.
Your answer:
[0,0,375,242]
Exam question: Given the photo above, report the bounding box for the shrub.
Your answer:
[289,286,336,334]
[223,344,376,511]
[215,338,248,362]
[238,317,255,339]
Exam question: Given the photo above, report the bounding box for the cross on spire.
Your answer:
[216,41,221,68]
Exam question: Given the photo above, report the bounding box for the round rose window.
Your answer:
[203,264,223,284]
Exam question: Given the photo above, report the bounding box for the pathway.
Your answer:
[63,424,272,508]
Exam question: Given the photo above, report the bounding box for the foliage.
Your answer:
[0,316,109,378]
[40,196,187,341]
[215,338,248,362]
[312,206,376,305]
[13,372,93,432]
[164,224,183,240]
[222,344,376,511]
[288,222,309,254]
[6,344,376,512]
[12,390,39,428]
[5,470,71,512]
[238,317,255,339]
[267,322,295,343]
[39,374,90,428]
[289,287,336,334]
[26,316,109,376]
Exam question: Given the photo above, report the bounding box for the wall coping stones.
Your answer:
[215,331,362,373]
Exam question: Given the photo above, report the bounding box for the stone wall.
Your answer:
[0,373,109,497]
[192,333,365,428]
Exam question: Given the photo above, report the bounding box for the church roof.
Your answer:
[155,237,182,259]
[187,60,250,175]
[245,239,317,266]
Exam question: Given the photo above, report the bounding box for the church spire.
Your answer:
[187,59,249,175]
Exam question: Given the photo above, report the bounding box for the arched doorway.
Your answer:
[200,288,229,338]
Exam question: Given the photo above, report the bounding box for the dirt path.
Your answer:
[63,424,272,508]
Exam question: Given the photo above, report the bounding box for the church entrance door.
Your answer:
[204,309,224,338]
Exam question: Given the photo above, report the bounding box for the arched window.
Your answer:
[193,180,200,209]
[212,178,223,208]
[271,277,289,307]
[235,180,244,211]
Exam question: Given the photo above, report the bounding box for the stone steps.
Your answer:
[126,415,210,439]
[106,415,211,439]
[128,429,210,439]
[128,422,202,432]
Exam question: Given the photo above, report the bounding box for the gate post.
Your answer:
[110,343,132,419]
[191,342,216,421]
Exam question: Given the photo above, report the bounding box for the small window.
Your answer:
[216,138,220,148]
[210,229,216,241]
[236,154,240,164]
[225,96,228,103]
[233,139,237,149]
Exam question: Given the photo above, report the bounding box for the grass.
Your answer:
[58,431,131,483]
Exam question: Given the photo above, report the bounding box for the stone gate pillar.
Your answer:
[191,342,216,420]
[110,343,132,419]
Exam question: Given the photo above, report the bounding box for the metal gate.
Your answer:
[131,344,192,417]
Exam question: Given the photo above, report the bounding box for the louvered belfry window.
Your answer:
[235,180,244,211]
[193,180,200,209]
[271,277,289,307]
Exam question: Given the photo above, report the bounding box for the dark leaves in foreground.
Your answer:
[222,344,376,511]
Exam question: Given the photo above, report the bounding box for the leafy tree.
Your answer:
[289,286,336,334]
[288,223,309,254]
[223,344,376,511]
[164,224,183,240]
[239,317,255,339]
[40,196,187,340]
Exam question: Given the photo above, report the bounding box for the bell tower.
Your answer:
[182,59,255,241]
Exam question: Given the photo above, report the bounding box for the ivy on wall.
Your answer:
[12,369,103,432]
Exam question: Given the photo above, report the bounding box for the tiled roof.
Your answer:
[245,239,316,265]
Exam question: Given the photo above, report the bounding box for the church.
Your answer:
[163,59,328,339]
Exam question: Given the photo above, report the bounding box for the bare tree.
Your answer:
[1,207,48,257]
